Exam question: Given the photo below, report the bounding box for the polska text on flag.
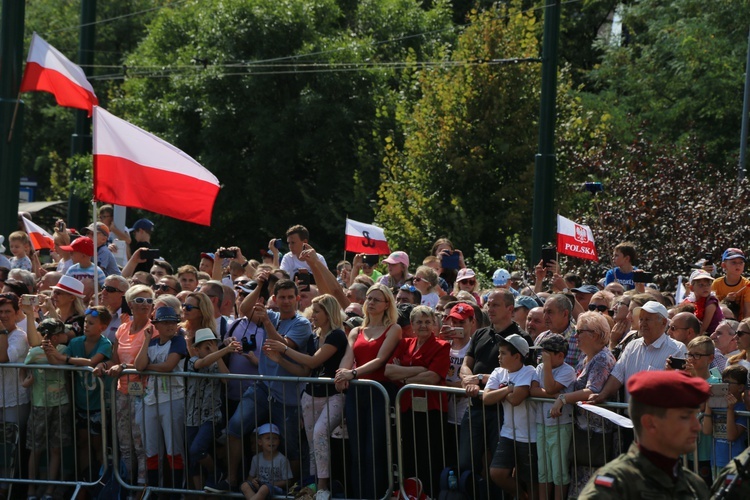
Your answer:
[19,33,98,115]
[557,215,598,262]
[345,219,390,255]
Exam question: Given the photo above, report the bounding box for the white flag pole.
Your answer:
[92,200,99,306]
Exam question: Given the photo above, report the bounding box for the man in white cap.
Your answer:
[591,300,687,403]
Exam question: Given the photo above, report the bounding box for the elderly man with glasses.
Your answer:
[101,275,130,342]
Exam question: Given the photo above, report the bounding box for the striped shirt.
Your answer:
[611,332,687,401]
[535,322,582,368]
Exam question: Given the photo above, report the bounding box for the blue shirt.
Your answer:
[604,267,637,290]
[68,335,113,411]
[96,244,121,276]
[259,310,313,405]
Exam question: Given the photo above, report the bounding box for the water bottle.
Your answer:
[448,470,458,490]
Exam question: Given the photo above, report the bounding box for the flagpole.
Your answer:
[6,91,21,142]
[92,200,99,306]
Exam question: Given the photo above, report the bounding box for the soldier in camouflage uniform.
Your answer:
[579,370,710,499]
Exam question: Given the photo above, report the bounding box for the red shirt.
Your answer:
[353,325,396,382]
[390,335,450,412]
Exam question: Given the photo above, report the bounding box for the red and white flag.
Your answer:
[22,217,54,251]
[557,215,598,262]
[19,33,98,116]
[345,219,390,255]
[93,107,220,226]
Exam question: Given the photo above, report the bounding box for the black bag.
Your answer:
[573,426,614,467]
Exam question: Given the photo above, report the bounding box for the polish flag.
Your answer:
[345,219,390,255]
[19,33,98,116]
[22,217,55,251]
[93,107,220,226]
[557,215,598,262]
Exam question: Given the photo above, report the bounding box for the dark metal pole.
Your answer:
[531,0,561,265]
[68,0,96,229]
[0,0,26,240]
[738,26,750,185]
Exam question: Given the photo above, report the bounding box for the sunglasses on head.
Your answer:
[84,308,100,317]
[182,303,198,311]
[588,304,609,313]
[132,297,154,305]
[400,285,417,293]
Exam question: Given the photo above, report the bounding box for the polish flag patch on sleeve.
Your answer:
[594,475,615,488]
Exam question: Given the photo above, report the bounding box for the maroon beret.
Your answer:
[627,371,709,408]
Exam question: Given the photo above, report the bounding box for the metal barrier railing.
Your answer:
[1,362,748,499]
[110,369,393,499]
[0,362,108,499]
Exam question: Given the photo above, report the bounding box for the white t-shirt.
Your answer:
[0,329,30,407]
[421,292,440,309]
[486,364,537,443]
[534,362,576,426]
[279,252,328,279]
[249,451,293,484]
[447,340,471,424]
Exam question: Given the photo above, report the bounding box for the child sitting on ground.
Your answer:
[483,333,538,500]
[241,423,293,500]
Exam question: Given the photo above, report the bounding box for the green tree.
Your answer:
[112,0,453,264]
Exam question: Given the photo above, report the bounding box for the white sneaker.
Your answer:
[315,490,331,500]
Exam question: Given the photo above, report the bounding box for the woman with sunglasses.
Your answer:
[335,284,402,498]
[453,268,481,305]
[180,292,216,357]
[588,291,614,316]
[47,275,86,339]
[727,318,750,371]
[266,294,347,498]
[95,284,155,489]
[412,266,441,309]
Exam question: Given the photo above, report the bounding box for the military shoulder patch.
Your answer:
[594,475,615,488]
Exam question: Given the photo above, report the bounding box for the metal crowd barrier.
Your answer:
[111,369,393,500]
[0,362,108,499]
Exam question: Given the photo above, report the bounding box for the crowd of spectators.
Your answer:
[0,209,748,499]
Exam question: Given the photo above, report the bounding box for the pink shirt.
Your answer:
[115,319,151,394]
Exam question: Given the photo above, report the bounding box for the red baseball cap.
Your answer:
[59,236,94,257]
[447,303,475,322]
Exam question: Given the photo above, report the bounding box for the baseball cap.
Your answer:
[344,316,364,329]
[383,251,409,268]
[152,306,180,323]
[447,303,475,322]
[540,333,568,354]
[200,252,215,262]
[86,222,110,237]
[194,328,217,344]
[456,268,476,282]
[60,236,94,257]
[627,371,709,408]
[571,285,599,294]
[256,423,281,436]
[638,301,669,320]
[722,248,745,262]
[37,318,66,336]
[499,333,529,357]
[689,270,713,283]
[514,295,538,311]
[492,268,511,287]
[132,219,154,232]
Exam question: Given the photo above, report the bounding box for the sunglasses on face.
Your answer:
[103,285,123,293]
[588,304,609,313]
[737,330,750,337]
[131,297,154,305]
[182,304,198,311]
[686,352,710,360]
[153,284,175,292]
[460,280,476,286]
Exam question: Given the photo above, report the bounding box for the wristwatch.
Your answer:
[352,369,358,379]
[477,374,484,384]
[558,394,567,404]
[241,260,250,268]
[0,329,9,335]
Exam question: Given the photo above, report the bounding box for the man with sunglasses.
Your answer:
[669,313,728,376]
[153,276,181,298]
